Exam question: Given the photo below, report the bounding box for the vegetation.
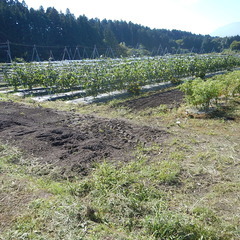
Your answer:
[0,119,240,239]
[0,69,240,239]
[1,0,240,61]
[3,54,240,97]
[230,41,240,51]
[0,1,240,237]
[179,70,240,110]
[0,120,239,238]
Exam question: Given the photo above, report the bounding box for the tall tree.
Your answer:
[0,0,239,62]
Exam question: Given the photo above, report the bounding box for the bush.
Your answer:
[230,40,240,51]
[179,78,221,110]
[179,71,240,110]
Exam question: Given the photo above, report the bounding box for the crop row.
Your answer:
[3,54,240,96]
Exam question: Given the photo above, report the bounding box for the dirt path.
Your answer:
[0,101,168,175]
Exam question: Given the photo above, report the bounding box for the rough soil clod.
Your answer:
[0,101,168,175]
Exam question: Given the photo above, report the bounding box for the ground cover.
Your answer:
[0,69,239,239]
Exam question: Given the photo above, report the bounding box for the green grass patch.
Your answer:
[1,141,238,239]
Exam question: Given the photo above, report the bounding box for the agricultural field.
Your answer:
[0,54,240,239]
[1,54,240,102]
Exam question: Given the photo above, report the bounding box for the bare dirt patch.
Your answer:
[0,101,168,175]
[117,89,184,111]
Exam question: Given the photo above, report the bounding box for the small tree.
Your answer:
[230,40,240,51]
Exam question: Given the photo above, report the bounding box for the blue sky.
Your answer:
[23,0,240,35]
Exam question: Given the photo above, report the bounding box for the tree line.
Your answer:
[1,0,240,62]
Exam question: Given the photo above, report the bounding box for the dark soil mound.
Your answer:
[118,89,184,111]
[0,101,168,175]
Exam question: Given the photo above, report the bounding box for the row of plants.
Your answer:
[179,70,240,110]
[3,54,240,97]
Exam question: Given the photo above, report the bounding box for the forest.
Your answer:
[1,0,240,62]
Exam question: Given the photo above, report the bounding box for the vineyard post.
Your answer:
[157,44,163,56]
[105,47,115,58]
[49,50,55,61]
[73,46,82,60]
[7,40,12,62]
[163,47,168,55]
[91,45,100,59]
[31,45,40,62]
[62,47,71,61]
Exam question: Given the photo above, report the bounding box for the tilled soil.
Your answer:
[118,89,184,111]
[0,101,168,175]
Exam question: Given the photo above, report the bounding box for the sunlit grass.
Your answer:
[0,71,240,239]
[0,136,239,239]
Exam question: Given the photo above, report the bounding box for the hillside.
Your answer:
[211,22,240,37]
[1,0,240,61]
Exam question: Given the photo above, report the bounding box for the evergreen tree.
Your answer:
[0,0,239,62]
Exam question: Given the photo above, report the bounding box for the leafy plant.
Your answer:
[3,54,240,98]
[180,70,240,110]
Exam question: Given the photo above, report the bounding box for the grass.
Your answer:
[0,71,240,239]
[0,123,239,239]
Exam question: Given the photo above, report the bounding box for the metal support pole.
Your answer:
[62,46,71,60]
[91,45,99,59]
[6,40,12,62]
[73,47,81,60]
[32,44,40,62]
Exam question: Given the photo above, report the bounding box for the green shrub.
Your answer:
[180,70,240,110]
[179,78,221,110]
